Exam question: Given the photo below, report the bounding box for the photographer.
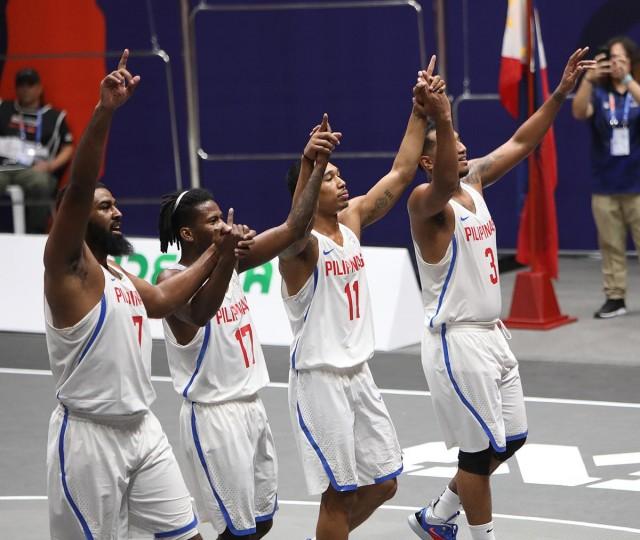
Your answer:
[573,36,640,318]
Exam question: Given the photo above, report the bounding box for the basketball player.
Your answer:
[279,57,445,540]
[406,48,594,540]
[156,114,341,540]
[43,50,233,540]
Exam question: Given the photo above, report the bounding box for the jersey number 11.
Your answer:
[344,280,361,320]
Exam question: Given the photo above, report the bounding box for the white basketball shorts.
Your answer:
[289,362,403,495]
[179,395,278,536]
[47,405,198,540]
[422,323,528,453]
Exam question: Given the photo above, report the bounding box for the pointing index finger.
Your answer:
[577,46,589,61]
[118,49,129,71]
[319,113,329,132]
[425,55,436,79]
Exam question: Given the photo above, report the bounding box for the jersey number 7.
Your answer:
[132,315,143,346]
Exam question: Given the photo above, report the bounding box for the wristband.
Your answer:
[622,73,633,86]
[302,153,314,163]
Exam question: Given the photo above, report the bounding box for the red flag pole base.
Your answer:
[504,271,577,330]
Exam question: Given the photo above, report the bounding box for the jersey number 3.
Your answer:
[484,248,499,285]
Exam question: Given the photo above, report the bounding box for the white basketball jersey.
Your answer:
[45,265,155,417]
[163,267,269,403]
[282,223,374,370]
[413,182,502,328]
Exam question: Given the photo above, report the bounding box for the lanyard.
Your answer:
[608,92,631,127]
[18,109,43,143]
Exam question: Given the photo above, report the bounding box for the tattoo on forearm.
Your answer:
[289,166,325,226]
[552,90,567,105]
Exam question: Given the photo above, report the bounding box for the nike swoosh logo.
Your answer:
[428,528,446,540]
[460,215,470,221]
[323,248,335,256]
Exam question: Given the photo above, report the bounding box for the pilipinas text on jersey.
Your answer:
[45,265,155,416]
[413,183,502,327]
[282,223,375,370]
[163,269,269,403]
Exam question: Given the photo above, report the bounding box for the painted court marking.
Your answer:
[1,367,640,409]
[1,496,638,534]
[3,367,640,533]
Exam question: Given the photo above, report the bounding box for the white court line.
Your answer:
[0,496,48,500]
[2,367,639,409]
[2,496,639,534]
[279,500,640,534]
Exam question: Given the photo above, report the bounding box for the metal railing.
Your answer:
[181,0,427,187]
[1,0,183,192]
[1,48,183,192]
[452,92,576,131]
[452,92,501,131]
[0,1,183,232]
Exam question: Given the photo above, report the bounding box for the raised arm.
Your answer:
[572,52,610,120]
[278,119,335,296]
[625,74,640,105]
[407,58,459,219]
[341,62,435,235]
[573,50,640,121]
[128,221,233,319]
[157,212,244,335]
[44,49,140,275]
[467,47,594,189]
[237,114,340,272]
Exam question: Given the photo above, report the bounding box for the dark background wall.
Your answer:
[2,0,640,251]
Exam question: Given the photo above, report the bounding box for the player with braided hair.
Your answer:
[157,114,341,540]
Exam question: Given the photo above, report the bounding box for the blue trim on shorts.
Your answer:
[506,431,528,442]
[440,324,506,453]
[290,266,319,370]
[429,237,457,328]
[190,403,257,536]
[296,403,358,492]
[154,514,198,538]
[374,463,403,484]
[255,495,278,523]
[58,407,94,540]
[182,322,211,398]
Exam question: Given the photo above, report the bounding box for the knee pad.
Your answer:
[494,436,527,462]
[458,447,492,475]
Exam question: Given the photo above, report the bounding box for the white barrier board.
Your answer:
[0,234,424,351]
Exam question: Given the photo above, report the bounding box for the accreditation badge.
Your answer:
[611,127,630,156]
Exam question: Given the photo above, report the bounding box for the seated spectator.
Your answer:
[0,68,73,233]
[572,36,640,318]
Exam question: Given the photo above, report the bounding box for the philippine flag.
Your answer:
[498,0,559,279]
